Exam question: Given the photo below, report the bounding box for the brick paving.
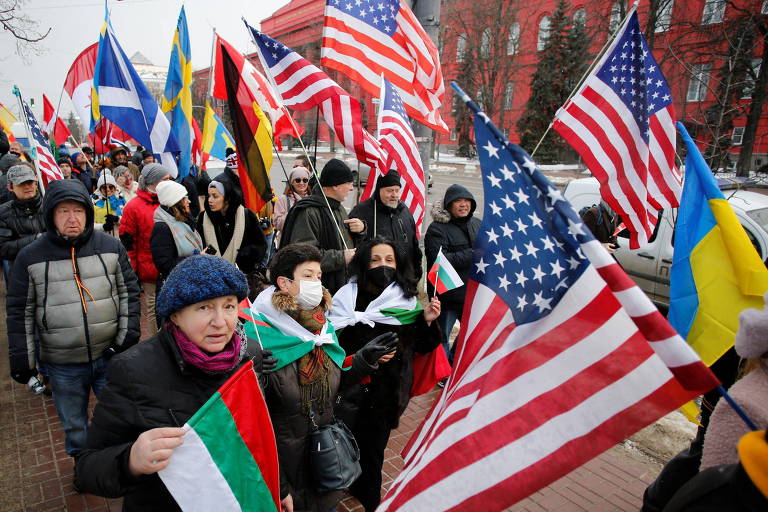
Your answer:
[1,277,663,511]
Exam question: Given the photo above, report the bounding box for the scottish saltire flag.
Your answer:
[91,12,179,176]
[159,361,280,511]
[553,8,681,249]
[162,7,193,178]
[378,86,718,511]
[201,101,235,162]
[669,123,768,366]
[427,247,463,294]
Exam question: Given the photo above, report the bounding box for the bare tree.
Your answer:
[0,0,50,59]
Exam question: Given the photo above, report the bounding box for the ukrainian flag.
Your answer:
[202,101,235,162]
[162,6,193,178]
[669,122,768,366]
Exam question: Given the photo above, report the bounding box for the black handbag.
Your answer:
[308,409,362,492]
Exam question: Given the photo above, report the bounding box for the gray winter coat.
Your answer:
[6,179,140,382]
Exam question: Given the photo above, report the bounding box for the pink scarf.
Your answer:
[167,322,242,373]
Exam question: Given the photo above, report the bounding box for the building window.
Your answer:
[655,0,674,32]
[608,3,622,34]
[763,0,768,14]
[574,8,587,28]
[743,58,762,99]
[701,0,726,25]
[732,126,745,145]
[480,28,492,59]
[456,33,467,62]
[686,63,711,102]
[537,16,551,51]
[504,82,514,110]
[450,129,457,141]
[507,22,520,55]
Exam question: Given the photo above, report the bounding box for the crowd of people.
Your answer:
[1,125,766,512]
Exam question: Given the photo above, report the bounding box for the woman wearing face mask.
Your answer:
[273,166,311,247]
[74,255,276,510]
[328,237,442,512]
[92,173,126,237]
[197,176,266,274]
[247,243,398,512]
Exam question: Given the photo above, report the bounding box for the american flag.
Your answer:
[321,0,447,132]
[553,9,680,249]
[248,24,385,172]
[378,93,718,511]
[21,99,63,187]
[362,78,425,235]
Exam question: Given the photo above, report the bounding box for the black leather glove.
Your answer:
[204,244,217,255]
[11,368,36,385]
[260,350,278,375]
[358,332,399,365]
[103,214,119,232]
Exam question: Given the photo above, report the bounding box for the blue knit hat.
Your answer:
[156,255,249,317]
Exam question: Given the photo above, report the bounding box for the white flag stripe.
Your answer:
[322,24,413,79]
[159,427,242,512]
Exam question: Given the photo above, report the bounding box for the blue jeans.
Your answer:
[437,306,461,366]
[43,357,110,456]
[261,231,275,267]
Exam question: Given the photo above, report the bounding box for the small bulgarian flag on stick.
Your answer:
[428,247,464,295]
[159,360,280,511]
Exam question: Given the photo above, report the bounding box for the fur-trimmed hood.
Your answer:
[271,287,333,313]
[431,184,476,224]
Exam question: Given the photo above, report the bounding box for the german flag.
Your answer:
[219,41,273,212]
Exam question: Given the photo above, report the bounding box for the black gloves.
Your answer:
[103,214,120,233]
[204,244,217,255]
[11,368,36,385]
[259,350,278,375]
[358,332,399,365]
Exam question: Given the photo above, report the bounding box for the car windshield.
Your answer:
[746,207,768,233]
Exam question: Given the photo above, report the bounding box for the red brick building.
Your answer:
[193,0,768,169]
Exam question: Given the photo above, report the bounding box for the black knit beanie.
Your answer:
[319,158,354,187]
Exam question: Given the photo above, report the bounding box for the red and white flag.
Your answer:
[362,77,426,234]
[212,34,301,144]
[552,8,680,249]
[378,105,718,511]
[42,94,72,146]
[321,0,447,132]
[248,24,386,172]
[20,98,63,187]
[63,43,98,137]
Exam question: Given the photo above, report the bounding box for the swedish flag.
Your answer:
[202,101,235,162]
[162,7,193,178]
[91,11,178,175]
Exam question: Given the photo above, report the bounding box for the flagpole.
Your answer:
[244,19,349,250]
[530,3,639,158]
[207,27,217,100]
[12,86,46,194]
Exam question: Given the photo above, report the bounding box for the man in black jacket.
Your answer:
[6,179,140,458]
[348,170,422,275]
[0,164,46,281]
[424,184,481,365]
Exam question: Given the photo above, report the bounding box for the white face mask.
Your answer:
[295,279,323,309]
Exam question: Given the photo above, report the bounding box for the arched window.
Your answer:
[503,82,515,110]
[507,22,520,55]
[608,2,622,33]
[480,28,492,59]
[456,33,467,62]
[574,8,587,28]
[537,16,551,51]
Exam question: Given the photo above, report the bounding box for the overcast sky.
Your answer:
[0,0,290,124]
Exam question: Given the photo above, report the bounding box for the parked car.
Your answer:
[563,177,768,307]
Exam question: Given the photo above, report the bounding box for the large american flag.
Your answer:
[321,0,447,132]
[248,25,385,172]
[362,78,425,235]
[378,95,718,511]
[553,9,680,249]
[21,99,63,187]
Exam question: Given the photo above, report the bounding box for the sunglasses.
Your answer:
[293,178,309,183]
[101,185,116,191]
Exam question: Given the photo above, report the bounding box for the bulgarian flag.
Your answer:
[329,280,424,330]
[158,361,280,511]
[427,247,464,294]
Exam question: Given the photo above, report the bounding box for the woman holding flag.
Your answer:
[246,244,399,512]
[329,237,443,512]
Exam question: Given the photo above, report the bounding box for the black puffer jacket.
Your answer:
[75,328,264,511]
[6,180,140,382]
[424,184,481,307]
[0,192,46,262]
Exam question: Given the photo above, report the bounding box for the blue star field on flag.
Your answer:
[329,0,398,34]
[595,14,672,140]
[472,113,596,326]
[251,31,293,69]
[23,100,49,149]
[382,77,407,118]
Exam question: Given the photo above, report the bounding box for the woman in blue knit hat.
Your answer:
[74,254,277,511]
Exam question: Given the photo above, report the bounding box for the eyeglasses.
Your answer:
[293,178,309,183]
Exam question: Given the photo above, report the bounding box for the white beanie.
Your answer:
[156,181,188,208]
[97,172,117,190]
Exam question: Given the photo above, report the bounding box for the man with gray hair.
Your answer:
[119,162,171,333]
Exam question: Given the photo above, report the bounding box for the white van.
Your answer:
[563,177,768,307]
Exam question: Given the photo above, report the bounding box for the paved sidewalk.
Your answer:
[1,278,662,511]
